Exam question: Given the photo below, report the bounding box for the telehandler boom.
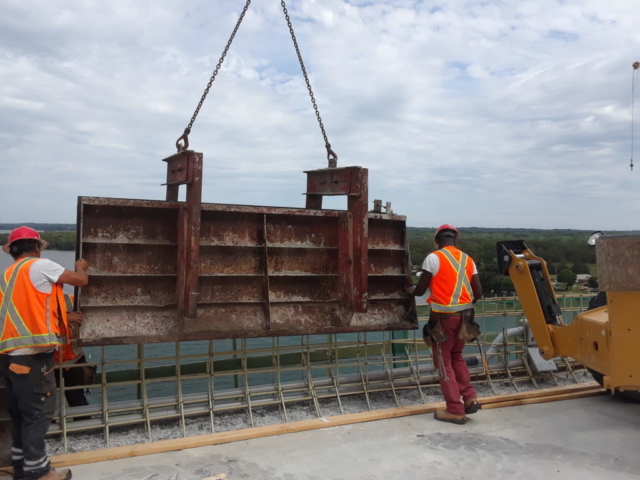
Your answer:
[497,235,640,400]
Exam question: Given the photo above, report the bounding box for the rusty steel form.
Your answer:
[76,152,417,345]
[40,295,594,452]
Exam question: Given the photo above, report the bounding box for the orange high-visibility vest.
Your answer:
[427,247,475,313]
[0,257,68,354]
[54,294,84,365]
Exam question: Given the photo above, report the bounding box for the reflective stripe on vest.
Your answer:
[55,294,83,365]
[0,258,64,354]
[0,259,33,339]
[428,248,474,313]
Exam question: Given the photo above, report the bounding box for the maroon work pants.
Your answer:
[431,313,476,416]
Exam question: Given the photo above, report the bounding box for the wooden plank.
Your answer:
[40,382,604,471]
[47,401,445,468]
[482,387,607,410]
[478,381,600,405]
[201,475,227,480]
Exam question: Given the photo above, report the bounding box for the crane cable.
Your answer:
[631,62,639,171]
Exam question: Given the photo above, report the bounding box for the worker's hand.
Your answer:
[75,259,89,272]
[405,286,416,296]
[67,311,84,325]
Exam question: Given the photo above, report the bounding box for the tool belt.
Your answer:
[67,355,97,385]
[422,308,481,348]
[458,308,481,342]
[80,364,97,385]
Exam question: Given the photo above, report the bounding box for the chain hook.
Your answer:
[176,127,191,152]
[281,0,337,170]
[327,145,338,168]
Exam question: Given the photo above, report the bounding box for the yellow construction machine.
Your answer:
[497,234,640,401]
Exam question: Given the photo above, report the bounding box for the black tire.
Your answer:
[614,390,640,402]
[587,368,640,402]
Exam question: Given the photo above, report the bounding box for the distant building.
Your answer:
[576,274,592,284]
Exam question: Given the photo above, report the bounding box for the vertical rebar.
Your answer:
[242,338,255,427]
[275,336,288,422]
[330,333,344,415]
[304,335,322,417]
[404,344,427,403]
[57,354,68,453]
[207,339,216,433]
[101,345,109,447]
[522,351,539,389]
[379,332,400,407]
[357,333,372,412]
[476,338,497,395]
[176,342,187,437]
[139,343,152,440]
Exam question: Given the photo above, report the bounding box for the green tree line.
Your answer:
[0,224,630,293]
[0,231,75,251]
[0,223,75,231]
[407,227,608,294]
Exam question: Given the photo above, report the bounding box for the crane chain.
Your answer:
[280,0,337,167]
[176,0,253,152]
[176,0,338,169]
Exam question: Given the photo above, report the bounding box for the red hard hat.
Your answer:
[434,224,459,240]
[2,226,48,254]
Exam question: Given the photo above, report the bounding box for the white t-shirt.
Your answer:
[422,251,478,276]
[7,258,66,356]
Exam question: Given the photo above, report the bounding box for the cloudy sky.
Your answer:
[1,0,639,229]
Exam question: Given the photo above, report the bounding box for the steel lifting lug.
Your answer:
[176,128,191,152]
[327,146,338,168]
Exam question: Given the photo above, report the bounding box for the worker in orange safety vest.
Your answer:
[0,226,89,480]
[406,224,483,425]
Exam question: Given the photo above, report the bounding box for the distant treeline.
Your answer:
[0,231,75,251]
[0,223,75,232]
[407,227,637,294]
[0,224,634,294]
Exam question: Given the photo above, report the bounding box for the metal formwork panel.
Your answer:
[77,197,417,345]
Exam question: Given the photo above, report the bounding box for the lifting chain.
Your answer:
[176,0,338,169]
[176,0,253,152]
[280,0,338,168]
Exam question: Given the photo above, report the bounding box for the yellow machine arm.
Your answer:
[497,241,567,359]
[497,239,639,398]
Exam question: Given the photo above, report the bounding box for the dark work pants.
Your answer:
[0,352,56,480]
[54,355,90,410]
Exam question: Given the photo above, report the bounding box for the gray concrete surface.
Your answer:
[2,395,639,480]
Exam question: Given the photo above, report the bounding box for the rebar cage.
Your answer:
[41,295,595,453]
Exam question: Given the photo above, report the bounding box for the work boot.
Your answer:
[37,468,72,480]
[464,397,481,415]
[433,410,467,425]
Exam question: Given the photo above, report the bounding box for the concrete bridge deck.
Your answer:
[3,395,637,480]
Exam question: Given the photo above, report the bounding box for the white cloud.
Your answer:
[1,0,639,230]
